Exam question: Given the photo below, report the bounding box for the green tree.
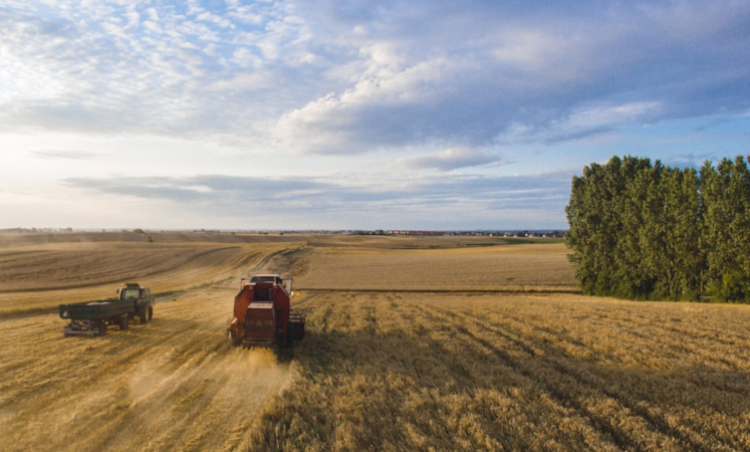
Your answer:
[701,156,750,301]
[638,166,703,299]
[567,156,709,301]
[566,156,653,297]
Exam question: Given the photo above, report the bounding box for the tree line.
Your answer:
[566,155,750,302]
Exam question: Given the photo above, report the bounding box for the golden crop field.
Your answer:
[290,243,576,292]
[1,233,749,452]
[0,237,302,315]
[246,291,750,452]
[0,287,292,451]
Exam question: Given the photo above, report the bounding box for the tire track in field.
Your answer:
[451,297,750,383]
[429,304,700,448]
[0,286,295,452]
[504,304,750,371]
[423,302,721,452]
[411,301,692,451]
[411,303,641,451]
[0,246,292,321]
[568,303,750,350]
[0,247,245,293]
[376,294,622,451]
[476,306,750,450]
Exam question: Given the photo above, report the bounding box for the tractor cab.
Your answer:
[118,283,152,301]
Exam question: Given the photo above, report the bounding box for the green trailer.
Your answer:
[59,283,155,336]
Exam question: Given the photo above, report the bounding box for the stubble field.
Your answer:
[0,237,302,315]
[1,232,749,451]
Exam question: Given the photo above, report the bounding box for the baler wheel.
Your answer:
[286,324,294,348]
[230,330,241,347]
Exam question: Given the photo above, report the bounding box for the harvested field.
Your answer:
[0,241,300,315]
[2,233,749,451]
[0,286,295,452]
[290,243,577,292]
[247,292,750,451]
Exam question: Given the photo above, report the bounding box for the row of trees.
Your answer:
[566,155,750,302]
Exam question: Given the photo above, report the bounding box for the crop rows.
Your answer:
[0,286,294,452]
[246,292,750,451]
[2,238,749,451]
[293,244,577,292]
[0,242,296,315]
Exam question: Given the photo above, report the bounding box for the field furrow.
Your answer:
[0,242,298,315]
[0,287,296,452]
[3,235,750,452]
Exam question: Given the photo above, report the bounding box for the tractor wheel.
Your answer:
[139,306,152,324]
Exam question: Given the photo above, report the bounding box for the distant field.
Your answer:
[0,238,302,315]
[2,232,749,451]
[0,231,304,247]
[287,243,577,292]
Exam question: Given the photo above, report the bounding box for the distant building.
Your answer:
[389,230,446,236]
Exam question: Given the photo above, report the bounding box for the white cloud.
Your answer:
[59,168,573,229]
[28,150,103,160]
[145,7,159,21]
[125,11,140,28]
[568,102,663,129]
[398,148,502,171]
[6,0,747,149]
[1,0,750,228]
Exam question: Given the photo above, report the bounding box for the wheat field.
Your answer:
[246,291,750,451]
[0,286,293,451]
[0,239,301,315]
[290,243,576,292]
[1,233,749,451]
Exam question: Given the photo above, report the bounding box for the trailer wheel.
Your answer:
[119,316,129,331]
[97,320,108,336]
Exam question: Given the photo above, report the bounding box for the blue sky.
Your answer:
[1,0,749,230]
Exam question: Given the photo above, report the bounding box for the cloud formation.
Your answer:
[29,151,102,160]
[398,148,502,171]
[2,1,749,229]
[64,169,573,228]
[1,0,748,155]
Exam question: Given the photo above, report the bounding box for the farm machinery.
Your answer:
[59,283,155,336]
[227,274,305,348]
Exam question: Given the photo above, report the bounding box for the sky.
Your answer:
[1,0,749,230]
